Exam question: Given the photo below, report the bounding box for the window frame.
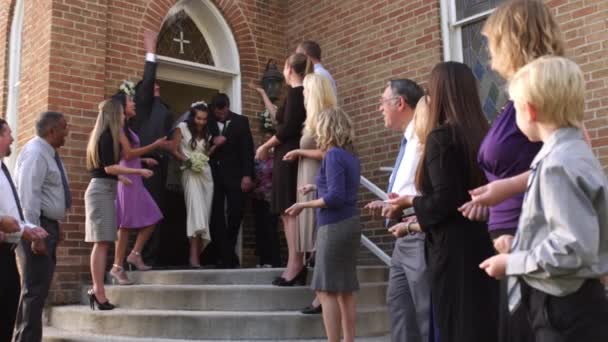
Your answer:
[440,0,496,62]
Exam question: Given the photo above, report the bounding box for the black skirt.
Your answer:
[270,140,299,215]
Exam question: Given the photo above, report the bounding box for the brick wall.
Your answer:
[0,0,605,303]
[551,0,608,166]
[286,0,444,262]
[5,0,288,303]
[0,0,14,116]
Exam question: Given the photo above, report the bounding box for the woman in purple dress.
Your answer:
[109,86,171,285]
[459,2,565,341]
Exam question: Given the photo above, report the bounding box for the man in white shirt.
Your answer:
[296,40,337,96]
[0,119,48,342]
[366,79,429,342]
[13,112,70,342]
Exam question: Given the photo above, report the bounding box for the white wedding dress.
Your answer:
[176,122,213,245]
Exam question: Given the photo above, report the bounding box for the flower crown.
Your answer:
[119,80,136,97]
[191,100,208,108]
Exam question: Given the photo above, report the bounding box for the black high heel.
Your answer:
[87,289,115,311]
[275,267,308,287]
[272,276,286,285]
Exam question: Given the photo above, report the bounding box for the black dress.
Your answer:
[412,125,499,342]
[271,86,305,214]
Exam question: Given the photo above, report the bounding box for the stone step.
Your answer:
[83,282,387,311]
[122,266,388,285]
[43,327,390,342]
[48,306,389,340]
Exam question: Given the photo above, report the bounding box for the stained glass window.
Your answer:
[461,19,508,121]
[157,11,214,66]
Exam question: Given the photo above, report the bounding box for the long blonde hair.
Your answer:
[86,99,122,170]
[303,74,337,136]
[482,0,565,79]
[413,96,431,151]
[315,107,355,153]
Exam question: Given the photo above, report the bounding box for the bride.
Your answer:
[171,101,218,267]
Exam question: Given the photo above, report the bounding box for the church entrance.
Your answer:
[151,0,242,267]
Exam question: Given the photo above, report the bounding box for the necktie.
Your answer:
[507,165,539,312]
[387,137,408,194]
[54,152,72,209]
[385,137,407,227]
[2,163,24,221]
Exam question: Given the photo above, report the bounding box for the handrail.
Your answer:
[359,175,391,265]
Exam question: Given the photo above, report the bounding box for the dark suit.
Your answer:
[205,111,254,267]
[131,60,173,265]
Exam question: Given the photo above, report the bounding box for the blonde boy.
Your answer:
[480,56,608,341]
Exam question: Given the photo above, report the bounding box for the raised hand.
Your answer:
[143,30,158,54]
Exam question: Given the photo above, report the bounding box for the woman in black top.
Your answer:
[84,97,152,310]
[386,62,499,341]
[255,53,312,286]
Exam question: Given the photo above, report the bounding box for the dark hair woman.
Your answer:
[255,52,313,286]
[386,61,499,342]
[171,101,217,267]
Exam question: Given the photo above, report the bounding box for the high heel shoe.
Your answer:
[272,276,286,286]
[126,251,152,271]
[87,289,115,311]
[275,267,308,287]
[109,265,134,285]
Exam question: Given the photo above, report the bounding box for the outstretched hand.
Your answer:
[479,254,508,279]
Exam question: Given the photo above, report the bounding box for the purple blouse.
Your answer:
[316,147,360,227]
[478,101,542,231]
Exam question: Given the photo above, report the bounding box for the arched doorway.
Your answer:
[154,0,243,267]
[156,0,241,114]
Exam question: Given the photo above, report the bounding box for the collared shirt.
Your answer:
[0,161,35,243]
[391,121,420,197]
[314,63,337,97]
[14,137,68,225]
[507,127,608,310]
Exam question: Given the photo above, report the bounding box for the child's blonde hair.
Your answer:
[315,107,355,153]
[508,56,584,128]
[482,0,565,79]
[303,73,337,136]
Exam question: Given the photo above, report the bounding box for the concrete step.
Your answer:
[84,282,387,311]
[48,306,389,340]
[122,266,388,285]
[43,327,390,342]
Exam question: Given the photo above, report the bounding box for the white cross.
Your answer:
[173,31,191,54]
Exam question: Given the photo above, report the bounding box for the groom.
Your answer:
[206,93,255,268]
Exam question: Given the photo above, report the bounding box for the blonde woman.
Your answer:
[286,107,360,342]
[84,98,152,310]
[461,2,569,341]
[284,73,337,314]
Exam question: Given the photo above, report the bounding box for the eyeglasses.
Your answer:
[379,96,401,105]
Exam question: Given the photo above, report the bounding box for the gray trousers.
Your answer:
[387,233,431,342]
[13,217,59,342]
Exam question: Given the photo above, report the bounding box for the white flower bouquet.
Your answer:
[181,152,209,173]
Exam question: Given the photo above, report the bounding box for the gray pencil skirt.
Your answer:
[85,178,118,243]
[311,215,361,293]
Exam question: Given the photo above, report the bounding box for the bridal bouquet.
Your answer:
[181,152,209,173]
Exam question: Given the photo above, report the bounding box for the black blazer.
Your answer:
[131,61,172,151]
[208,111,255,185]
